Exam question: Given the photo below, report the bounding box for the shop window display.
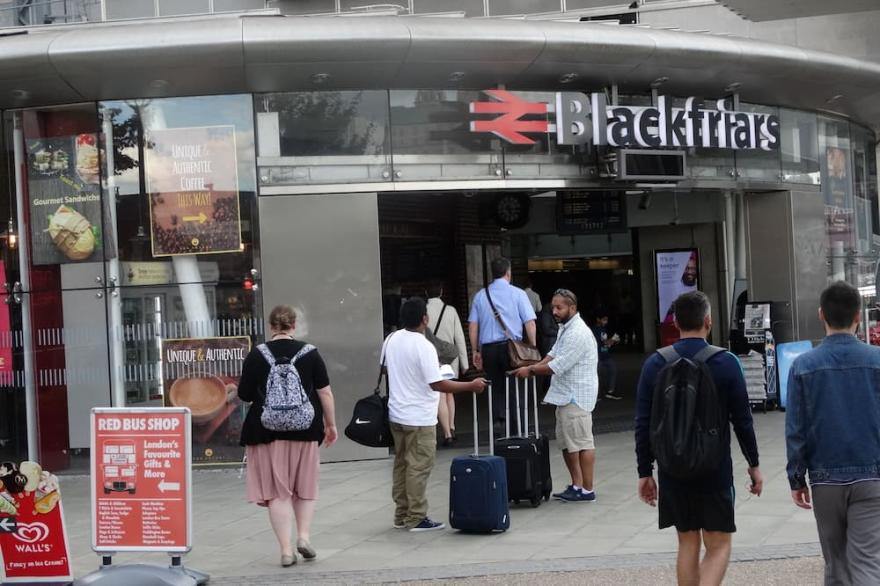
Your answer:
[101,94,261,464]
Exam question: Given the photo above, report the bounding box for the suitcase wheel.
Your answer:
[530,497,541,508]
[513,499,520,505]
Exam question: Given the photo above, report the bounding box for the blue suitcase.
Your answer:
[449,384,510,532]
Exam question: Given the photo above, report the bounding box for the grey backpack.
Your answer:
[256,343,317,432]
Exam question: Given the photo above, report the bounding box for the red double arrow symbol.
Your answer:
[469,90,550,145]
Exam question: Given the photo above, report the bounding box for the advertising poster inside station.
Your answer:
[161,336,251,464]
[655,248,700,347]
[0,461,72,583]
[25,133,108,265]
[91,409,191,552]
[145,125,243,256]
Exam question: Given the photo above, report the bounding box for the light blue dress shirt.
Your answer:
[468,278,537,346]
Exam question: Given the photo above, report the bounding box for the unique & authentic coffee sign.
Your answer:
[470,89,780,151]
[145,125,242,256]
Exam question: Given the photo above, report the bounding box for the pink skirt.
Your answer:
[245,440,320,506]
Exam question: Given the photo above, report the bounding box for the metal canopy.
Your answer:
[717,0,880,22]
[1,14,880,129]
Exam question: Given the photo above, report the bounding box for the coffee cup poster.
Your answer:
[161,336,250,462]
[144,125,243,256]
[25,134,108,265]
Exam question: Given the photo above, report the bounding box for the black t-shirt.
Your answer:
[237,339,331,446]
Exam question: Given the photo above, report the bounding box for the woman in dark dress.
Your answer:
[238,305,337,567]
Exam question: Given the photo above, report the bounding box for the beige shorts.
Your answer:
[555,403,595,452]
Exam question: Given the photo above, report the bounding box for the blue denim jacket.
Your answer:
[785,334,880,489]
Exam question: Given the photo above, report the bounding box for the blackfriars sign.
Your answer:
[469,89,780,152]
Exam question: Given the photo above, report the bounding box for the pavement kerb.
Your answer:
[209,542,822,585]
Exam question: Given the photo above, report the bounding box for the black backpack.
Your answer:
[649,345,727,479]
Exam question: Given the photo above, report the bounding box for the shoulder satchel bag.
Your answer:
[344,337,394,448]
[426,304,459,365]
[484,287,541,368]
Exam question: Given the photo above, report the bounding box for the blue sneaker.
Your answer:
[553,485,577,501]
[409,518,446,532]
[560,488,597,503]
[576,490,597,503]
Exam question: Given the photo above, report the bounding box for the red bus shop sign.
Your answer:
[469,89,780,151]
[0,461,73,583]
[91,408,192,552]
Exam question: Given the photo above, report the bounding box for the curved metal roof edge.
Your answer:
[0,15,877,130]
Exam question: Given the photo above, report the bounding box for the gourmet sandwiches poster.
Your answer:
[25,133,110,265]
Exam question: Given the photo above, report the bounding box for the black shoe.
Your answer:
[441,437,455,448]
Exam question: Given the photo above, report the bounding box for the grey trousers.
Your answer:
[812,481,880,586]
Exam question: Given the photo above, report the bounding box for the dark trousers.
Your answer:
[481,342,511,422]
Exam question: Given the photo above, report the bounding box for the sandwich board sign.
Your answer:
[91,408,192,552]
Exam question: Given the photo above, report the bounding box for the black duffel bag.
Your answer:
[345,366,393,448]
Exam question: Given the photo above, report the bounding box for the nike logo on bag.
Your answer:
[355,418,371,424]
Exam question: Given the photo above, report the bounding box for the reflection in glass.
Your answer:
[734,103,781,181]
[255,91,391,185]
[819,115,855,283]
[390,90,502,180]
[780,109,819,184]
[101,95,257,284]
[850,124,878,287]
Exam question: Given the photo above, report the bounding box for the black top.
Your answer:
[634,338,760,493]
[237,339,331,446]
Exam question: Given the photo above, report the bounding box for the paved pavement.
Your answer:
[58,410,823,584]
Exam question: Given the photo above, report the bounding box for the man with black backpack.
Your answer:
[634,291,763,586]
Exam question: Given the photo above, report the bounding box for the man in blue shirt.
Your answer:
[786,281,880,585]
[635,291,762,586]
[468,257,537,430]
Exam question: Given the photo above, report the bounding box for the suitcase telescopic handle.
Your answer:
[472,382,494,457]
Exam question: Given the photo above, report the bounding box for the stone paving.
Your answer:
[58,411,821,584]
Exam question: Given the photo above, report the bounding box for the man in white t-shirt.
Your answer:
[381,297,487,532]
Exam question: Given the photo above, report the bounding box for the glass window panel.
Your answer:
[819,115,856,282]
[101,95,258,284]
[390,90,503,181]
[158,0,209,16]
[412,0,484,15]
[276,0,336,15]
[254,91,392,186]
[489,0,561,15]
[780,108,819,185]
[734,103,781,181]
[566,0,634,8]
[214,0,266,11]
[850,124,877,287]
[105,0,155,19]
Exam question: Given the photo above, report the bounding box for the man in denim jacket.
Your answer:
[786,281,880,585]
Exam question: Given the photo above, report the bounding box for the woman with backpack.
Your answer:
[238,304,338,568]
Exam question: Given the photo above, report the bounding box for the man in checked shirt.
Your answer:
[513,288,598,503]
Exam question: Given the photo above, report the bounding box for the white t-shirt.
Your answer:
[381,329,443,426]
